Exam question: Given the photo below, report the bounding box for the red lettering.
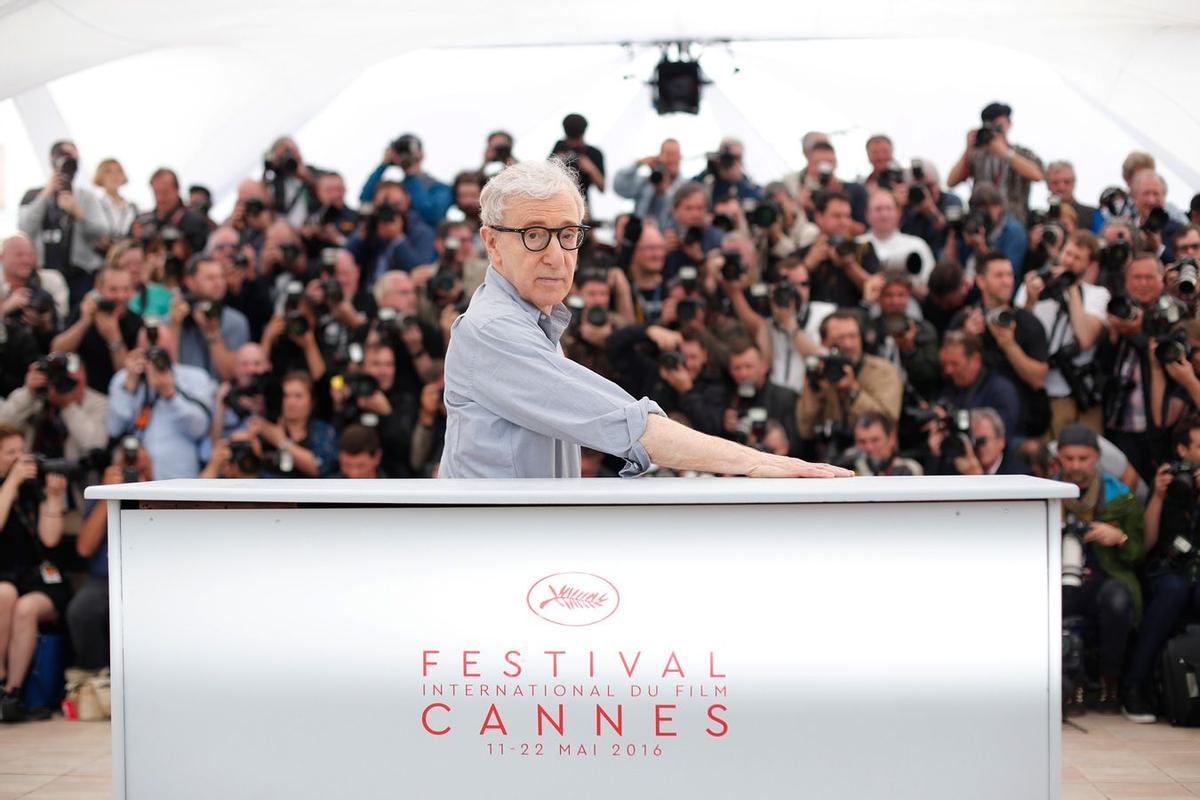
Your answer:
[422,703,450,735]
[544,650,565,678]
[654,704,677,737]
[588,650,595,678]
[503,650,522,678]
[595,704,623,736]
[462,650,480,678]
[661,651,685,678]
[422,650,439,677]
[706,704,729,737]
[479,704,508,736]
[709,652,726,678]
[536,704,564,736]
[618,650,642,678]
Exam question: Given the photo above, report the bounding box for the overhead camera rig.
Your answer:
[624,40,721,116]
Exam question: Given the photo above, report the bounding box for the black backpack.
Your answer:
[1159,624,1200,726]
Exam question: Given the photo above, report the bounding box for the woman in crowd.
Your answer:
[93,158,137,251]
[248,371,337,478]
[0,424,69,722]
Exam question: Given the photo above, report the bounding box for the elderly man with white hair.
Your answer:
[439,158,852,480]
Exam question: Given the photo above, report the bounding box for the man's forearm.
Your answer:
[1003,343,1048,390]
[639,413,760,476]
[1010,153,1043,182]
[51,318,90,354]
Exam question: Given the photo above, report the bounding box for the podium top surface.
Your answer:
[86,475,1077,506]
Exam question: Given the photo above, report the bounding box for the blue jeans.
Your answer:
[1123,570,1200,692]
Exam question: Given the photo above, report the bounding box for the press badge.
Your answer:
[39,561,63,585]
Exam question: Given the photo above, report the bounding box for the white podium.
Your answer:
[86,475,1077,799]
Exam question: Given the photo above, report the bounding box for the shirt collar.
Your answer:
[485,264,572,344]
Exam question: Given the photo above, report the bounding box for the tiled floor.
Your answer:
[0,714,1198,798]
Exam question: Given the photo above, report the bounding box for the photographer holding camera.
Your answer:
[561,271,627,383]
[200,429,267,480]
[947,102,1044,224]
[51,263,143,393]
[901,159,963,259]
[693,137,761,204]
[1130,171,1178,263]
[1,233,69,348]
[726,258,834,395]
[861,189,935,290]
[212,343,275,439]
[307,247,372,333]
[614,139,686,230]
[0,356,108,483]
[1156,320,1200,432]
[797,310,903,449]
[300,171,359,250]
[798,190,881,308]
[331,342,417,478]
[608,323,728,437]
[133,168,209,255]
[1055,424,1144,715]
[0,424,70,723]
[169,255,251,382]
[205,227,272,340]
[245,371,336,479]
[720,340,799,454]
[926,407,1028,476]
[949,252,1050,439]
[349,178,438,279]
[864,270,941,401]
[17,140,107,306]
[845,412,924,476]
[549,114,606,203]
[936,331,1023,440]
[785,142,868,232]
[1016,230,1110,436]
[70,438,153,676]
[261,137,320,229]
[228,179,273,253]
[106,323,216,479]
[663,184,724,281]
[1098,252,1173,481]
[360,135,452,227]
[949,184,1028,272]
[1121,417,1200,723]
[1046,160,1101,233]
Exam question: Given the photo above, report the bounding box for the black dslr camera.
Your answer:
[283,281,309,337]
[35,353,80,395]
[804,348,853,390]
[974,123,1000,149]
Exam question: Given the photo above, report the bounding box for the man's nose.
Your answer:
[541,238,568,268]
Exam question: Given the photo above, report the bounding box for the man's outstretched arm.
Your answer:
[639,414,852,478]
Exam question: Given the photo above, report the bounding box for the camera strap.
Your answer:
[1048,305,1072,355]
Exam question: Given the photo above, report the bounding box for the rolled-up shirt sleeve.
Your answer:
[465,315,664,476]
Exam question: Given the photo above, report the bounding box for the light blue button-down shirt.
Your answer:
[440,265,664,478]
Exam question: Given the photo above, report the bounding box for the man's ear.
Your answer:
[481,227,502,269]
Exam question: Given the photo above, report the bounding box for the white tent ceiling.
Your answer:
[2,0,1199,232]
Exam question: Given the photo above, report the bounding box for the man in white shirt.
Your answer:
[1014,230,1110,436]
[859,189,935,293]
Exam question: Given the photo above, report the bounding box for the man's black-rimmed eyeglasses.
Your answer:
[490,224,591,252]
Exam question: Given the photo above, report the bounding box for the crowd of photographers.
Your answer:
[0,101,1199,724]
